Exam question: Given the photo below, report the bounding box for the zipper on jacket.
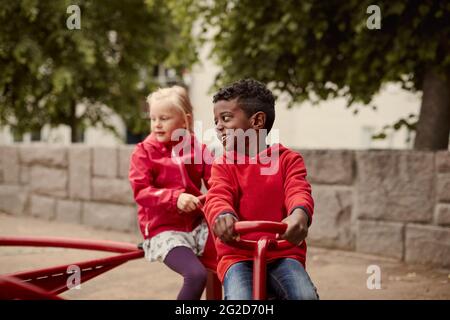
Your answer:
[172,148,187,188]
[144,222,150,237]
[172,148,191,231]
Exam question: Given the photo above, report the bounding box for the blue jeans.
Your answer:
[223,258,319,300]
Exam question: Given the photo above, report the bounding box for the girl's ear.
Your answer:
[251,111,266,130]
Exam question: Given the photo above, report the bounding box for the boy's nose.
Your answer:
[215,122,224,131]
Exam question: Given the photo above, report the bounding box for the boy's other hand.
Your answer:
[213,214,240,243]
[277,208,309,245]
[177,193,200,213]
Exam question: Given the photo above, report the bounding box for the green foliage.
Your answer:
[199,0,450,111]
[372,113,417,142]
[0,0,197,139]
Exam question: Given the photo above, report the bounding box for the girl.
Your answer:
[129,85,216,300]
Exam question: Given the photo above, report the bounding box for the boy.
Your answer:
[204,79,318,300]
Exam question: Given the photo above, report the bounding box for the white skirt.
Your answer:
[143,220,209,263]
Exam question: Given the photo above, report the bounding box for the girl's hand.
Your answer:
[277,208,309,245]
[177,193,201,213]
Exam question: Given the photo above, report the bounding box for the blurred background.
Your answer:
[0,0,448,150]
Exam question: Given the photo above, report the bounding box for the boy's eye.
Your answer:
[223,116,231,122]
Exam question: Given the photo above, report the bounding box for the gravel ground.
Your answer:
[1,213,449,300]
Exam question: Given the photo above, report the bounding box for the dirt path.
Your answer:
[0,213,448,300]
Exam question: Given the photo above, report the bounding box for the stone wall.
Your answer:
[0,144,449,268]
[0,144,137,232]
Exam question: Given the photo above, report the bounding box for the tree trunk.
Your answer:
[69,101,79,143]
[414,69,450,150]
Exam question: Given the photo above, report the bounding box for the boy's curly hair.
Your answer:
[213,79,275,132]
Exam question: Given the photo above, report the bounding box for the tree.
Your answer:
[0,0,197,142]
[198,0,450,150]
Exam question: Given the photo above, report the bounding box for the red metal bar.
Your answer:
[0,236,140,253]
[198,194,206,204]
[7,250,144,295]
[205,271,222,300]
[253,237,269,300]
[230,221,295,300]
[235,221,287,235]
[0,236,145,297]
[0,275,63,300]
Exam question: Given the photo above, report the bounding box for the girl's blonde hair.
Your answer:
[146,85,194,132]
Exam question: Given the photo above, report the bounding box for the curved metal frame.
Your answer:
[0,219,289,300]
[231,221,292,300]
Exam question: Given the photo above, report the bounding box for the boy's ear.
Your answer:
[251,111,266,130]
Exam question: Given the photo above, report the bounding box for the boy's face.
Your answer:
[213,99,253,150]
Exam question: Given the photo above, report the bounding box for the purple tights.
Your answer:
[163,246,207,300]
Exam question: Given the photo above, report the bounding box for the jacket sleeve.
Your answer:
[203,160,238,227]
[283,152,314,226]
[128,143,184,212]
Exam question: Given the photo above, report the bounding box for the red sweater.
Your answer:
[129,133,213,239]
[203,144,314,282]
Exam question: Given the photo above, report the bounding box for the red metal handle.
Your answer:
[226,221,295,251]
[231,221,295,300]
[198,194,206,204]
[234,221,287,235]
[196,198,295,252]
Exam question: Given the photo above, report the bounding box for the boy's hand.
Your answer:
[177,193,201,213]
[277,208,309,245]
[213,214,240,243]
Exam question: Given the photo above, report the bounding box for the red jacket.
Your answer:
[129,132,213,239]
[203,144,314,282]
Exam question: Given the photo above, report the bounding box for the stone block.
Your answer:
[30,194,56,220]
[93,147,118,178]
[20,166,30,185]
[69,145,91,200]
[56,199,82,223]
[356,220,404,260]
[118,146,135,179]
[297,150,354,185]
[356,151,434,222]
[30,166,67,197]
[19,145,68,167]
[92,177,134,204]
[435,204,450,226]
[436,151,450,173]
[405,224,450,268]
[436,174,450,202]
[0,185,27,215]
[308,185,354,250]
[83,202,135,232]
[0,146,20,184]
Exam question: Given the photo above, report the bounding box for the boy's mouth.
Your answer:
[219,134,230,145]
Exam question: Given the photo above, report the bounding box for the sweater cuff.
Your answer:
[215,212,239,222]
[289,206,311,226]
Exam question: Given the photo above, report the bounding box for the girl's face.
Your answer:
[150,100,188,143]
